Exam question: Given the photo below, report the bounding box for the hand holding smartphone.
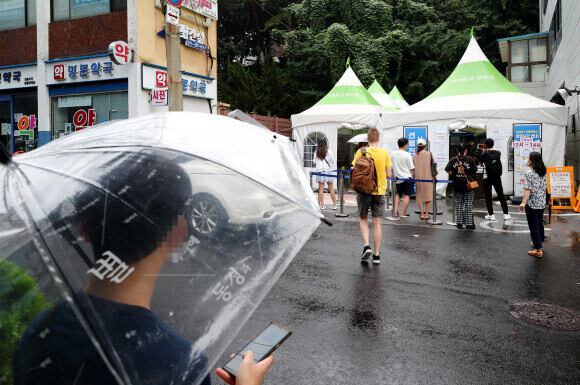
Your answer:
[222,323,292,378]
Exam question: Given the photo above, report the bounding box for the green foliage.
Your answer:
[0,260,51,385]
[218,0,539,115]
[219,59,302,117]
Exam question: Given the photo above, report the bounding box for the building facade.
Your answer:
[0,0,218,155]
[498,0,580,186]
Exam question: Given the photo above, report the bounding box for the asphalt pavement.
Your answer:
[211,197,580,385]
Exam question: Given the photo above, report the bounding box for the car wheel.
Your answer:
[190,194,227,237]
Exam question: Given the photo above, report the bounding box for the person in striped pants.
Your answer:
[445,144,478,230]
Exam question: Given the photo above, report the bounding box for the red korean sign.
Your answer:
[54,64,65,80]
[108,41,132,65]
[73,109,96,131]
[151,89,168,106]
[156,71,168,88]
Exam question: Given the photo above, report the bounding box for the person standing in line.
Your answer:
[413,138,435,220]
[480,138,510,221]
[352,127,392,264]
[445,144,478,230]
[390,137,415,218]
[519,152,548,258]
[313,139,337,210]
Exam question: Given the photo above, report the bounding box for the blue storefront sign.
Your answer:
[403,126,428,156]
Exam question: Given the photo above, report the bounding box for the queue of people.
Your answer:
[348,130,551,262]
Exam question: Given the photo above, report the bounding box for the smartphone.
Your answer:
[222,323,292,378]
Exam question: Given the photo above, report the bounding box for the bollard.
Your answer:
[446,190,457,226]
[385,178,400,221]
[385,178,391,210]
[335,169,348,218]
[428,178,442,225]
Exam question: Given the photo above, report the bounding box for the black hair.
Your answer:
[528,152,547,177]
[457,144,469,155]
[397,137,409,148]
[75,152,192,264]
[485,138,494,148]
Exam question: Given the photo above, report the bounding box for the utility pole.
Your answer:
[164,0,183,111]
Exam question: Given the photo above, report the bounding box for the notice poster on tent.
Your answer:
[487,127,503,150]
[434,131,448,164]
[513,124,541,196]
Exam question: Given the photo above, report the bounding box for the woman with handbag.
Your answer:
[519,152,548,258]
[313,139,337,210]
[445,144,478,229]
[412,138,436,220]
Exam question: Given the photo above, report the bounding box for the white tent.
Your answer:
[291,67,389,183]
[381,36,568,195]
[389,85,410,109]
[368,80,399,111]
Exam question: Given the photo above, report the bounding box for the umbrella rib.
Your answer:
[17,144,323,223]
[15,161,158,229]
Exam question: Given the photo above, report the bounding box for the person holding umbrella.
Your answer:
[2,113,324,385]
[12,152,273,385]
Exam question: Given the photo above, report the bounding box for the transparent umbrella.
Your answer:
[0,112,324,385]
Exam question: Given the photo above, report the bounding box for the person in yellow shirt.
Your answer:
[351,127,392,264]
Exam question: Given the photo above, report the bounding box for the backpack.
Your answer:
[351,148,377,194]
[484,150,502,176]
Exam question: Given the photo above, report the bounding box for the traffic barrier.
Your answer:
[446,191,457,227]
[385,177,451,224]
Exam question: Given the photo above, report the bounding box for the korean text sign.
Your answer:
[403,126,427,156]
[513,124,541,197]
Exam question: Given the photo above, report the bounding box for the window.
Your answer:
[508,37,548,83]
[51,92,128,139]
[52,0,126,22]
[548,0,562,63]
[303,132,327,168]
[0,0,36,31]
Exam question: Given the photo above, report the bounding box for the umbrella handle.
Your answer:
[0,141,11,164]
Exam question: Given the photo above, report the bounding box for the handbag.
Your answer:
[456,156,479,189]
[430,153,438,177]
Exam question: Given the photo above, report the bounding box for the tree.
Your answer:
[218,0,540,115]
[0,260,51,384]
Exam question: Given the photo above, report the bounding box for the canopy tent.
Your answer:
[368,80,399,111]
[381,36,568,195]
[389,85,410,109]
[291,67,389,182]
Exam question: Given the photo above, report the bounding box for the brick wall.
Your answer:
[0,26,37,66]
[49,11,127,60]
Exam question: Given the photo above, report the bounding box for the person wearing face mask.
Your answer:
[519,152,548,258]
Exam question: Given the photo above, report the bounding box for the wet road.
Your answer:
[211,199,580,384]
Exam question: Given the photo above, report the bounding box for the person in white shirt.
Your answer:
[313,139,337,210]
[390,138,415,218]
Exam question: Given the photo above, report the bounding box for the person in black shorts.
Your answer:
[480,138,510,221]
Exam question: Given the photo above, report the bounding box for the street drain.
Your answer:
[509,302,580,331]
[311,233,321,239]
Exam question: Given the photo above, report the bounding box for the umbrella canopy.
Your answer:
[368,80,399,111]
[383,37,568,128]
[0,112,322,385]
[388,85,410,109]
[291,67,389,128]
[348,133,369,143]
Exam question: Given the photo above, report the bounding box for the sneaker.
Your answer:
[400,213,410,218]
[319,205,326,210]
[457,224,464,229]
[332,204,338,210]
[484,214,495,221]
[361,246,372,261]
[466,224,476,230]
[503,214,511,220]
[372,254,380,264]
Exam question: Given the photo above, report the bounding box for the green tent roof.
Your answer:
[315,67,381,106]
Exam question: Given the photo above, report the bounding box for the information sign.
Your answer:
[513,124,541,197]
[108,41,132,65]
[547,166,576,209]
[151,88,168,106]
[166,4,180,25]
[403,126,428,156]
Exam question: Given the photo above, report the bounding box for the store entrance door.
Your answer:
[0,102,11,153]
